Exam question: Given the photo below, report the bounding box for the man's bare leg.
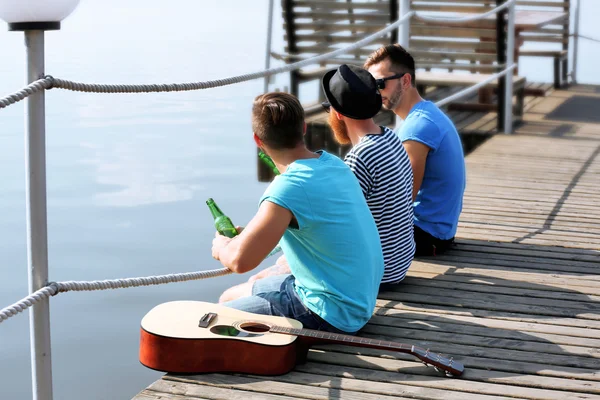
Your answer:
[248,255,291,283]
[218,281,254,303]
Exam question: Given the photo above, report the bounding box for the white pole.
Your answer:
[572,0,581,84]
[263,0,275,93]
[503,1,515,134]
[399,0,410,48]
[397,0,411,129]
[24,29,53,400]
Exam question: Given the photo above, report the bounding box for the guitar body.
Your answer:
[139,301,306,375]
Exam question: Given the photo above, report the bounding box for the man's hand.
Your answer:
[211,226,243,261]
[403,140,431,201]
[215,202,292,274]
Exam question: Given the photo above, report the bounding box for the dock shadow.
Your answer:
[513,143,600,244]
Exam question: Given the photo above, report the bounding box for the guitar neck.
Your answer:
[269,325,413,353]
[268,323,464,378]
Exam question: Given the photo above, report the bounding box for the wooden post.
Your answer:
[496,0,507,132]
[283,0,299,96]
[390,0,399,45]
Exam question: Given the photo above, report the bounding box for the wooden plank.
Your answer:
[407,269,600,295]
[376,299,600,330]
[408,261,600,287]
[417,71,525,87]
[385,284,600,314]
[357,327,600,369]
[305,352,600,395]
[317,344,600,382]
[161,374,394,400]
[365,314,600,351]
[398,275,600,304]
[377,290,600,320]
[455,231,600,251]
[261,368,528,400]
[294,362,600,400]
[375,307,600,339]
[440,239,600,260]
[419,251,600,273]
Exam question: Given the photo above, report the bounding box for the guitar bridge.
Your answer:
[198,312,217,328]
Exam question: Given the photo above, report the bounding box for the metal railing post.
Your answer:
[572,0,581,84]
[399,0,410,48]
[263,0,275,93]
[503,0,515,134]
[397,0,411,128]
[24,29,54,400]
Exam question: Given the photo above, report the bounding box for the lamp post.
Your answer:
[0,1,80,399]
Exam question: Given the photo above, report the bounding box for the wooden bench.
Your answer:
[416,71,527,119]
[410,0,570,89]
[409,0,504,75]
[279,0,525,109]
[516,0,570,88]
[282,0,399,98]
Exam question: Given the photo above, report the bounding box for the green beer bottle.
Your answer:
[206,198,238,238]
[258,150,280,176]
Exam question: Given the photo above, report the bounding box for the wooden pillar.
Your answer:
[496,0,507,132]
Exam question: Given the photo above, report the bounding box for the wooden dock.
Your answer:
[133,84,600,399]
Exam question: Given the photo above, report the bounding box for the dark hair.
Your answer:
[364,44,416,87]
[252,92,305,150]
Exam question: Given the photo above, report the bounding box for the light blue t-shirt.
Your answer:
[397,100,466,240]
[259,150,384,332]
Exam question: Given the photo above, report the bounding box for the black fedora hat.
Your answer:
[321,64,382,120]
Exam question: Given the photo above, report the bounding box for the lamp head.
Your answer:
[0,0,80,31]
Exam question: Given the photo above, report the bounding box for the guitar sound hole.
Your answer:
[239,322,270,333]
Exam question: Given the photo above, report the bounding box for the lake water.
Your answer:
[1,1,598,399]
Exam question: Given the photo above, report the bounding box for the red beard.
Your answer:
[328,111,351,145]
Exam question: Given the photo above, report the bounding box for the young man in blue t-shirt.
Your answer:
[365,44,466,256]
[212,92,384,334]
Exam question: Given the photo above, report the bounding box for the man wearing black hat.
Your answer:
[321,64,416,287]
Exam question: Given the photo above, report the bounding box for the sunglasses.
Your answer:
[375,73,406,90]
[321,102,331,113]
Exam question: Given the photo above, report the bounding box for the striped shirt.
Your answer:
[344,126,415,283]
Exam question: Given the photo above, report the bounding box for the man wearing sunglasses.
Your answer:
[365,44,466,257]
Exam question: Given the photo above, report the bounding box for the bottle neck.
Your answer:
[207,201,224,219]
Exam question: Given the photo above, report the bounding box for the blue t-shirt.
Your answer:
[397,100,466,240]
[259,150,384,332]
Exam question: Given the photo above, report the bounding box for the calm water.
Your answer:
[0,1,598,399]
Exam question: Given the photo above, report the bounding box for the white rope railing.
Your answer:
[572,33,600,44]
[0,0,519,109]
[436,64,517,108]
[0,267,232,323]
[0,11,414,109]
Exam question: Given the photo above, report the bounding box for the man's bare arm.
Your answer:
[402,140,430,201]
[213,201,292,274]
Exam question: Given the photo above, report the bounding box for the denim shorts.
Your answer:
[221,274,352,334]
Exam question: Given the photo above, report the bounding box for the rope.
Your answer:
[0,78,53,109]
[435,64,517,107]
[0,286,57,322]
[415,0,515,24]
[13,12,414,97]
[0,267,231,323]
[572,34,600,44]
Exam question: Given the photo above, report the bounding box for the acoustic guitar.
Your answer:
[139,301,464,377]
